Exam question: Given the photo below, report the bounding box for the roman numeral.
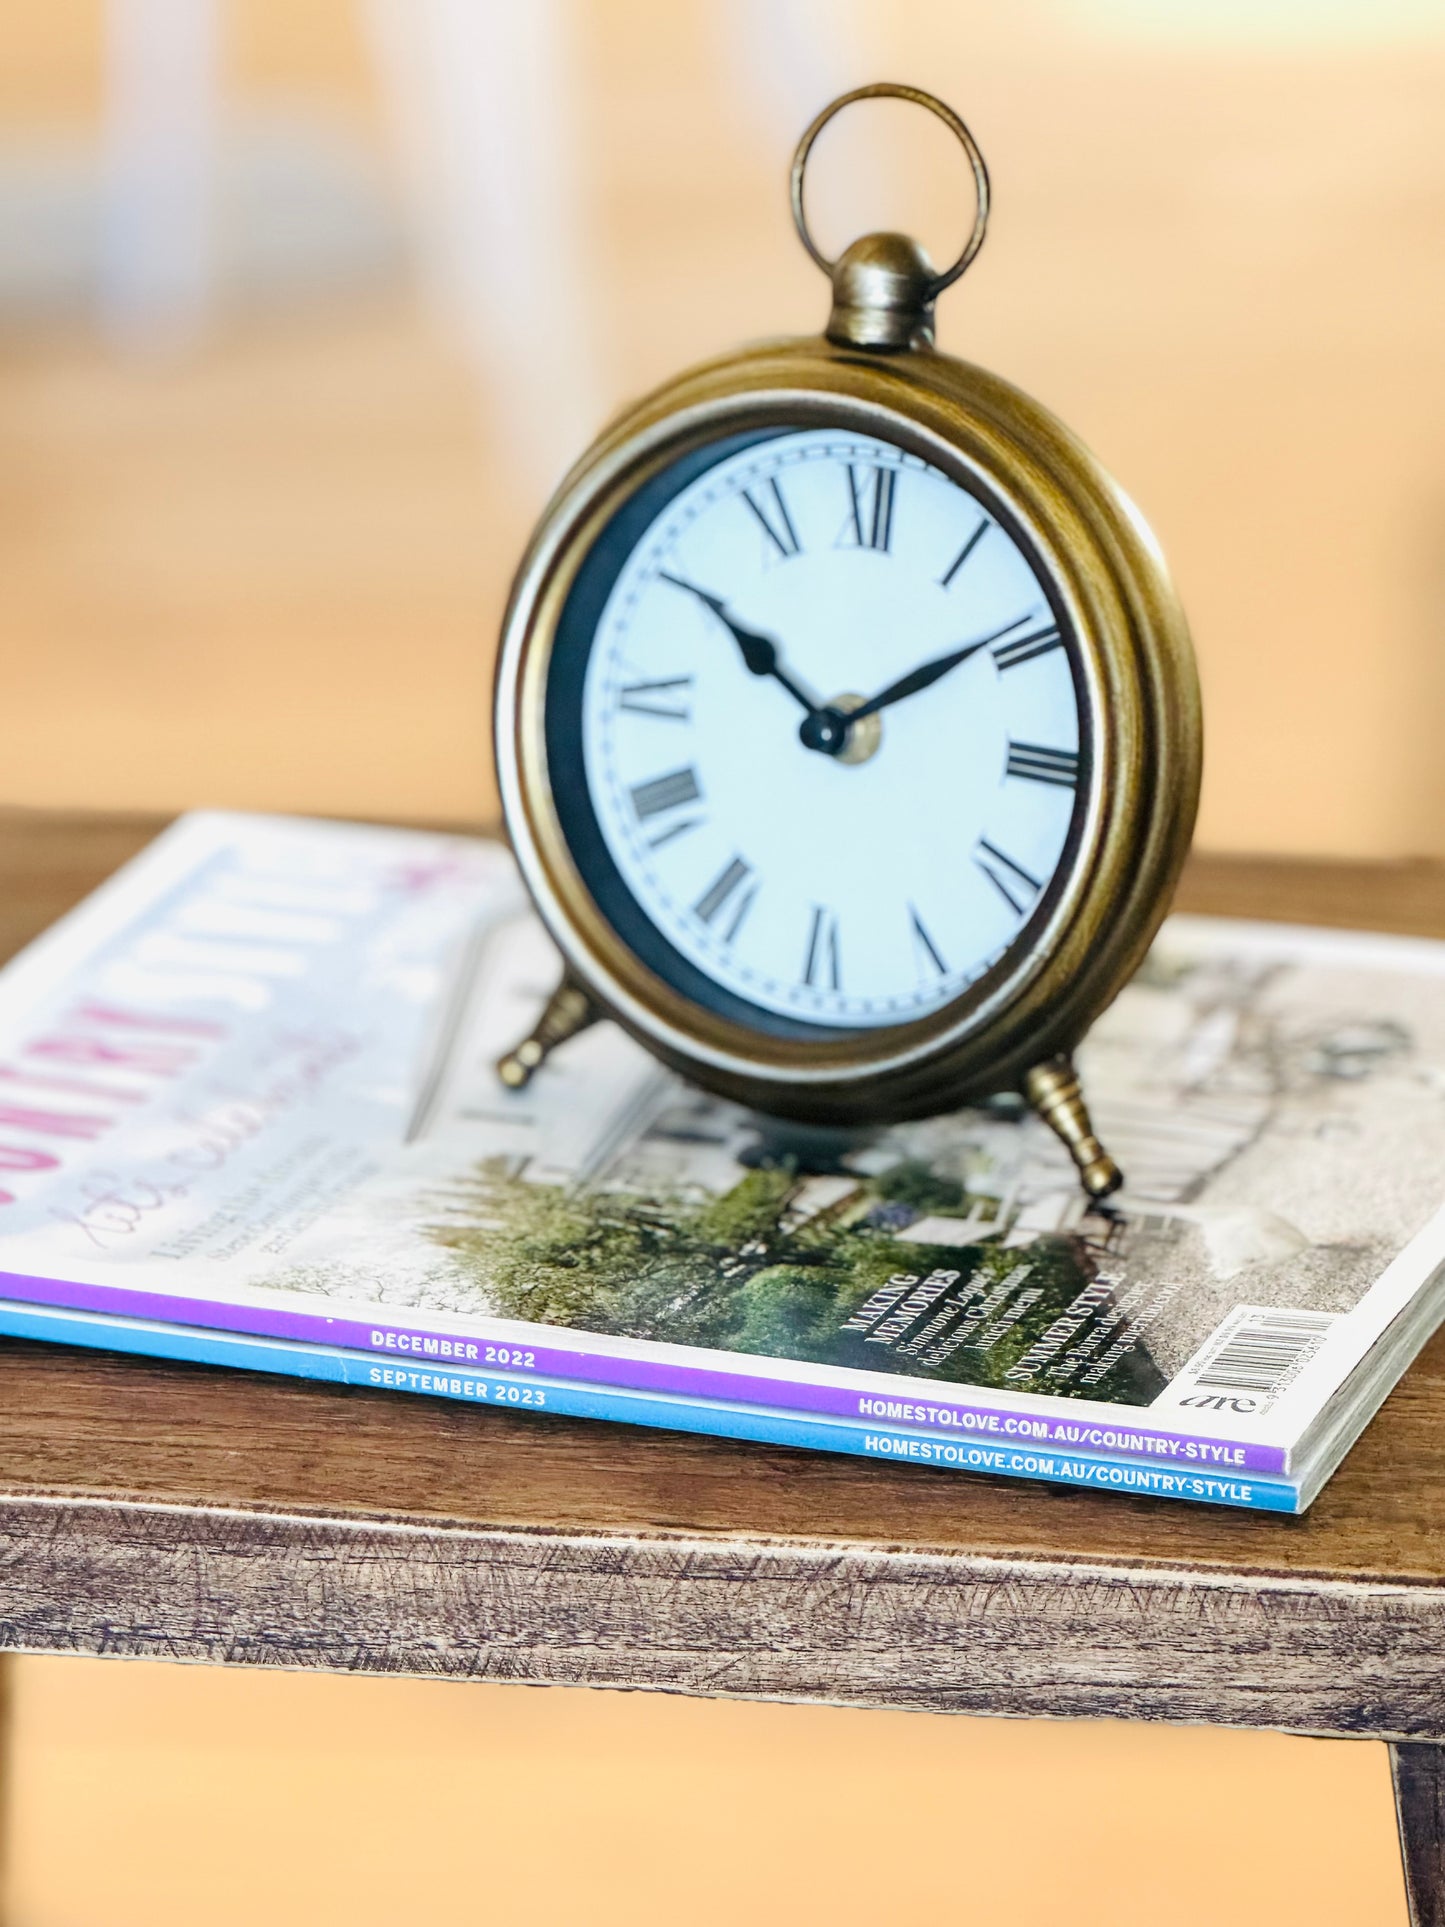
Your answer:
[842,464,896,552]
[802,906,841,991]
[939,518,989,587]
[646,819,702,851]
[741,478,801,559]
[992,624,1064,672]
[1005,741,1080,788]
[618,676,692,721]
[630,766,701,819]
[909,905,946,975]
[693,856,756,941]
[630,767,704,847]
[974,839,1042,917]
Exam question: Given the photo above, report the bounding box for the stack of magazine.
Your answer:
[2,812,1443,1514]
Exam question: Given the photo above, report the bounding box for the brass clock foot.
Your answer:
[496,974,599,1090]
[1023,1054,1122,1200]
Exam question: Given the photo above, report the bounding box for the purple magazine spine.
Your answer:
[0,1265,1284,1475]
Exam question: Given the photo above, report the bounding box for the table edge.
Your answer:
[3,1484,1445,1735]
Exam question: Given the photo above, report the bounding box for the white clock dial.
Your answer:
[575,427,1085,1030]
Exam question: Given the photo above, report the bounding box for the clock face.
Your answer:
[546,425,1088,1038]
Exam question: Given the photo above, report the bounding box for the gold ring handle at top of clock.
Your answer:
[789,83,991,296]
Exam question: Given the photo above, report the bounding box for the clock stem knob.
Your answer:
[496,973,600,1091]
[1023,1054,1123,1200]
[826,232,938,353]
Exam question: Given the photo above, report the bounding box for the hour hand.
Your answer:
[659,571,820,715]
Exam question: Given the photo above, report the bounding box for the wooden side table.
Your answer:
[3,813,1445,1922]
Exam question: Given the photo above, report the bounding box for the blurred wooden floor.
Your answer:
[0,301,511,829]
[0,1656,1407,1927]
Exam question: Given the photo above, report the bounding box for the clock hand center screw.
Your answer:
[798,695,882,765]
[798,708,845,754]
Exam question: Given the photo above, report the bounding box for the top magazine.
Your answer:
[1,812,1444,1512]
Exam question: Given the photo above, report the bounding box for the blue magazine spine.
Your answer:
[0,1297,1302,1514]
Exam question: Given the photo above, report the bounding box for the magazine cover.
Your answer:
[0,812,1443,1506]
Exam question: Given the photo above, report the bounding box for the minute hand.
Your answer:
[847,617,1032,724]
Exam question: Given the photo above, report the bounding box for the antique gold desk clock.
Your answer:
[493,85,1200,1198]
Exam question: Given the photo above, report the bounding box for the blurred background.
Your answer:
[4,0,1444,849]
[1,1,1442,1921]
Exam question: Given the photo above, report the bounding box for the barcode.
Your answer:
[1192,1311,1336,1396]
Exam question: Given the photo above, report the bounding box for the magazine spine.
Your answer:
[0,1267,1285,1479]
[0,1298,1301,1514]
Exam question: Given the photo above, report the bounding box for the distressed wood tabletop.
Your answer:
[4,811,1445,1740]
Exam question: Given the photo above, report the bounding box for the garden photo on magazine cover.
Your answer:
[263,909,1445,1410]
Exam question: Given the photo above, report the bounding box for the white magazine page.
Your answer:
[0,810,522,1282]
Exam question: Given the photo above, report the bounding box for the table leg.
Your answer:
[1392,1742,1445,1925]
[0,1649,11,1916]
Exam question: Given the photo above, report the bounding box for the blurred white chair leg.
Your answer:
[710,0,883,233]
[364,0,604,500]
[712,0,870,138]
[101,0,221,348]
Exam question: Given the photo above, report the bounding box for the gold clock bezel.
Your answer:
[493,334,1201,1125]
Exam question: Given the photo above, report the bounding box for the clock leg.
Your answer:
[495,973,600,1090]
[1023,1054,1123,1200]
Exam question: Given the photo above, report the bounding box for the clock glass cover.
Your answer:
[546,425,1089,1039]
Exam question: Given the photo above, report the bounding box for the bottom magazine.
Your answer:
[0,1296,1303,1513]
